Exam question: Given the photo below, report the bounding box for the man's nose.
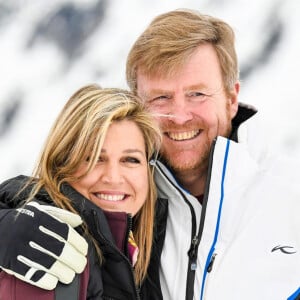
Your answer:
[168,98,193,124]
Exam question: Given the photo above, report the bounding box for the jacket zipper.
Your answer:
[200,138,230,300]
[155,163,197,300]
[124,214,132,257]
[188,139,216,300]
[156,139,217,300]
[92,210,141,300]
[207,253,217,273]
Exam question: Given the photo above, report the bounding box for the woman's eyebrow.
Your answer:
[101,148,145,155]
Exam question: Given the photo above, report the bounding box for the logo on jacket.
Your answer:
[271,245,297,254]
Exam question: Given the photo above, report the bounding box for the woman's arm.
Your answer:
[0,176,88,290]
[0,267,91,300]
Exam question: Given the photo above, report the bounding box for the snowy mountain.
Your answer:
[1,0,300,181]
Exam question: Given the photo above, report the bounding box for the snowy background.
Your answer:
[1,0,300,182]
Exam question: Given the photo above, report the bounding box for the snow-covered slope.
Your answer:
[1,0,300,181]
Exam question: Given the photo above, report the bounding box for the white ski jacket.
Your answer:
[153,105,300,300]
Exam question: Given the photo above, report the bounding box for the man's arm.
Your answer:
[0,176,88,290]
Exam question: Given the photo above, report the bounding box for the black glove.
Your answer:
[0,201,88,290]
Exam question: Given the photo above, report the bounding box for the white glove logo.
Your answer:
[17,208,34,217]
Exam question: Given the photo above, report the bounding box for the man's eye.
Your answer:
[151,95,170,102]
[190,92,205,97]
[189,92,208,102]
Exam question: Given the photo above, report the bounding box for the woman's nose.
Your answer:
[101,163,124,184]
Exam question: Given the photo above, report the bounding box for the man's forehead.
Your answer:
[136,74,212,98]
[136,67,177,87]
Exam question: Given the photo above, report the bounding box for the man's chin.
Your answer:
[160,149,210,173]
[162,156,200,173]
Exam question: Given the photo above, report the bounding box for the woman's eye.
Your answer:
[123,157,141,164]
[97,156,105,163]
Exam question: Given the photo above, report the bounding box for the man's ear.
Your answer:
[229,81,240,118]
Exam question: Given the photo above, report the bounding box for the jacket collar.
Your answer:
[61,183,129,251]
[230,102,257,142]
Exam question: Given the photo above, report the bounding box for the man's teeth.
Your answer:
[96,193,125,201]
[167,130,199,141]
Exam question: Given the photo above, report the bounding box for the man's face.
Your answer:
[136,44,239,174]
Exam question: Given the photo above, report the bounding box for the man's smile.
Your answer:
[166,129,200,141]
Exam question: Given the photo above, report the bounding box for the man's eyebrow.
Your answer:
[142,84,208,97]
[141,89,172,99]
[183,83,207,92]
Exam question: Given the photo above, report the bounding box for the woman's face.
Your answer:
[70,120,149,216]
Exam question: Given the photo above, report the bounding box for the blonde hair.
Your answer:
[28,84,161,285]
[126,9,239,95]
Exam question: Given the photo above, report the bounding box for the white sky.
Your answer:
[0,0,299,181]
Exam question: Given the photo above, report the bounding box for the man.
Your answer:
[1,9,300,300]
[126,9,300,300]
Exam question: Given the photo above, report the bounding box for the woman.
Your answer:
[0,85,162,299]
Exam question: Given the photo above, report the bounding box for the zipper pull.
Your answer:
[188,236,199,270]
[207,253,217,273]
[124,213,133,256]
